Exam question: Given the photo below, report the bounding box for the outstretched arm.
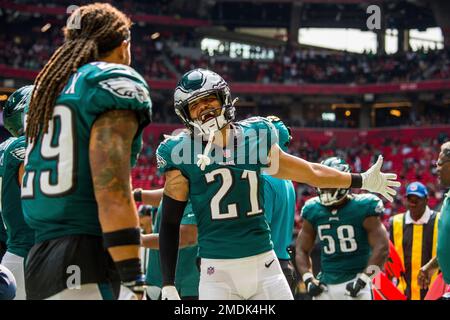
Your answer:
[270,144,400,202]
[274,148,352,189]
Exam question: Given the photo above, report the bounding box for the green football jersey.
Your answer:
[156,117,278,259]
[22,62,152,243]
[437,192,450,284]
[263,174,296,260]
[146,201,199,297]
[0,136,34,257]
[301,193,384,284]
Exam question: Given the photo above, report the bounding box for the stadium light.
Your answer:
[322,112,336,122]
[390,109,402,117]
[373,102,411,108]
[331,103,361,110]
[41,23,51,33]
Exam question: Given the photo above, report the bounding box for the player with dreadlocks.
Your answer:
[22,3,152,300]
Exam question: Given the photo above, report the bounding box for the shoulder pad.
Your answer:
[5,136,26,162]
[304,196,321,208]
[0,137,17,152]
[354,193,384,215]
[85,62,146,83]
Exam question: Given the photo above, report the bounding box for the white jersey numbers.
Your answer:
[22,105,76,198]
[206,168,263,220]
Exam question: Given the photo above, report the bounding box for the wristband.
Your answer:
[115,258,143,283]
[350,173,362,188]
[133,188,143,202]
[359,273,372,285]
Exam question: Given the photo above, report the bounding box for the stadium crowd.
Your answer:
[192,46,450,85]
[1,23,449,85]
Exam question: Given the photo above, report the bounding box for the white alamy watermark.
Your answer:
[66,265,81,290]
[66,5,81,30]
[366,5,381,31]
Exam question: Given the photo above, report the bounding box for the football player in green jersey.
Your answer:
[157,69,399,300]
[419,141,450,299]
[21,3,151,300]
[296,157,390,300]
[262,116,298,295]
[0,85,35,300]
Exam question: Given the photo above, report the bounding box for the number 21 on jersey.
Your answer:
[205,168,262,220]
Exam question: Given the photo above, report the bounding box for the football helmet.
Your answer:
[3,85,33,137]
[173,69,236,136]
[317,157,351,206]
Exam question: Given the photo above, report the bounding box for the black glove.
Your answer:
[303,272,325,297]
[345,274,370,298]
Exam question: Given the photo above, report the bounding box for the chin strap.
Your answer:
[197,130,215,171]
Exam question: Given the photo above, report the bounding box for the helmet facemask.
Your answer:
[174,69,236,137]
[317,188,349,206]
[316,157,351,207]
[182,89,235,137]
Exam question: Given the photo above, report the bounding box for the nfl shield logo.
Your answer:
[207,266,215,275]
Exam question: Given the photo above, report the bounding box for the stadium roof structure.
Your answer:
[207,0,436,30]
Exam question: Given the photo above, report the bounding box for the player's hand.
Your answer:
[303,272,326,297]
[161,285,181,300]
[361,155,400,202]
[345,273,370,298]
[418,262,438,290]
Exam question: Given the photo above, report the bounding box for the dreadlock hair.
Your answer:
[26,3,132,141]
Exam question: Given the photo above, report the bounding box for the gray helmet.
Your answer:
[317,157,351,206]
[173,69,236,135]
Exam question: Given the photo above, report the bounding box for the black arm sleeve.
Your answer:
[159,194,187,286]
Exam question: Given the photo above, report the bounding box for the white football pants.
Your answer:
[199,250,293,300]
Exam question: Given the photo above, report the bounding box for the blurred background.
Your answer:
[1,0,450,236]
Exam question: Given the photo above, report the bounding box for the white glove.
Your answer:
[361,155,401,202]
[161,285,181,300]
